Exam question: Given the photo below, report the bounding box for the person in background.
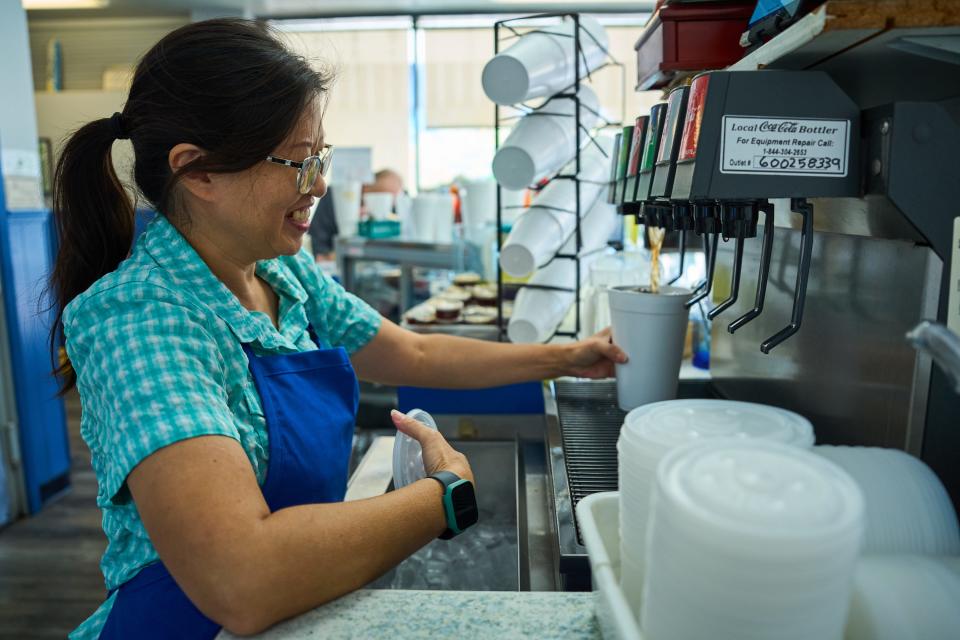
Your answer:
[309,168,405,261]
[48,19,626,639]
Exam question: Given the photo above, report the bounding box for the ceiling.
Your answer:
[26,0,657,20]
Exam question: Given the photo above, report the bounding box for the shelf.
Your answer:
[729,0,960,107]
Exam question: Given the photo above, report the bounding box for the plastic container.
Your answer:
[609,285,693,411]
[846,555,960,640]
[392,409,438,489]
[634,2,755,91]
[641,440,865,640]
[576,491,644,640]
[616,399,815,610]
[814,445,960,556]
[483,15,609,105]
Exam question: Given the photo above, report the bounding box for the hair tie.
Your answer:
[109,112,129,140]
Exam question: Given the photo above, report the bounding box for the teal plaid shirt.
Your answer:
[65,215,381,639]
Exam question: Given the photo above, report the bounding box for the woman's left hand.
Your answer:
[562,327,628,379]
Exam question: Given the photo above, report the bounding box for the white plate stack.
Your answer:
[641,440,865,640]
[846,555,960,640]
[814,445,960,555]
[617,400,815,612]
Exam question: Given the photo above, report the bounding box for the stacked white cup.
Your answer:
[460,177,498,230]
[617,400,816,613]
[507,197,618,344]
[500,134,613,278]
[482,15,609,106]
[410,192,454,244]
[641,439,865,640]
[492,85,603,191]
[814,445,960,555]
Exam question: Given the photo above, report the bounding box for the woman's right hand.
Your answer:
[390,409,474,485]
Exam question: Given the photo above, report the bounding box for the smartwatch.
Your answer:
[428,471,479,539]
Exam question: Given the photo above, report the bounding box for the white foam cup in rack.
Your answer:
[845,555,960,640]
[609,285,693,411]
[392,409,438,489]
[500,208,567,278]
[640,440,865,640]
[616,400,816,613]
[507,198,619,343]
[814,445,960,556]
[482,15,609,106]
[492,85,602,191]
[499,135,613,278]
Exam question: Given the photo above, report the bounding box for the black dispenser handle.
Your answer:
[667,228,686,286]
[728,201,774,333]
[685,232,719,309]
[707,234,744,319]
[760,198,814,353]
[685,232,711,297]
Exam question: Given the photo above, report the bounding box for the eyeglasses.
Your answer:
[265,144,334,194]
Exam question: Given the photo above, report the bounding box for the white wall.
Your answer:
[34,91,135,199]
[0,2,42,210]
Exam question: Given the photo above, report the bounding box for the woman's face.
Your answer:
[206,104,327,263]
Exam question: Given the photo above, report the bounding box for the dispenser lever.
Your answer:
[760,199,813,353]
[707,234,744,319]
[667,228,686,286]
[685,232,719,309]
[685,233,711,296]
[728,202,774,333]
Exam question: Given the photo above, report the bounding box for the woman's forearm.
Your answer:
[219,478,446,634]
[351,319,623,389]
[408,333,572,388]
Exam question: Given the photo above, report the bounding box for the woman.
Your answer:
[50,19,626,639]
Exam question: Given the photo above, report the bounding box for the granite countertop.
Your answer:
[218,589,599,640]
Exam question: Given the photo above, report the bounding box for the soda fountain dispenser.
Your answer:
[670,69,860,352]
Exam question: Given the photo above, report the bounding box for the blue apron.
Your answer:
[99,327,358,639]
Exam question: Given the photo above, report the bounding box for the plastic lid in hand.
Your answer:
[392,408,438,489]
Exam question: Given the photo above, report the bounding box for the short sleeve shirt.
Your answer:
[65,215,381,639]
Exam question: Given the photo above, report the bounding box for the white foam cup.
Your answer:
[482,15,609,105]
[609,285,693,411]
[460,178,498,229]
[363,192,394,220]
[492,85,602,190]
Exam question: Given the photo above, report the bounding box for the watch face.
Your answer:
[450,481,479,530]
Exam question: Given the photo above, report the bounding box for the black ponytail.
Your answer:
[49,118,135,389]
[49,18,333,391]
